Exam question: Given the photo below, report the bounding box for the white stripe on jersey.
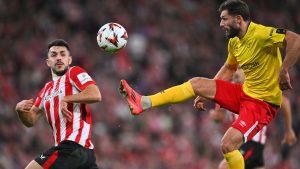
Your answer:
[59,75,66,142]
[79,122,91,146]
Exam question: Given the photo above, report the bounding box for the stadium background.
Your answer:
[0,0,300,168]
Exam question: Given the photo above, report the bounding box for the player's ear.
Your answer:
[46,58,51,67]
[68,56,72,65]
[236,15,243,24]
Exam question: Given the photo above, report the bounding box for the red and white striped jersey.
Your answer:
[229,113,267,144]
[34,66,96,149]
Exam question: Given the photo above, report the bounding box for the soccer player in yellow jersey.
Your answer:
[119,0,300,169]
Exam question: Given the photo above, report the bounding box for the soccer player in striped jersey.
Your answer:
[210,68,297,169]
[15,39,101,169]
[119,0,300,168]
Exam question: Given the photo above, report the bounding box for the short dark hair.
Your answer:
[218,0,251,21]
[47,39,70,52]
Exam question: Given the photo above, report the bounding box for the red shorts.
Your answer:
[214,80,278,142]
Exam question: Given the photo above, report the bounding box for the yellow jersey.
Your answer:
[226,22,285,106]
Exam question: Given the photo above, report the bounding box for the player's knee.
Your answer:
[221,127,244,154]
[189,77,206,84]
[220,136,243,154]
[221,139,236,154]
[189,77,215,95]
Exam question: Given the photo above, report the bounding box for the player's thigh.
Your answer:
[189,77,216,99]
[25,160,43,169]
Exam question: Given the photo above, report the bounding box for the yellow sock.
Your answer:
[149,81,195,107]
[224,150,244,169]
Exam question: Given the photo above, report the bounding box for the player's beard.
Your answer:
[226,26,240,39]
[52,66,69,76]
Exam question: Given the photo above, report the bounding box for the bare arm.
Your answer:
[63,84,101,103]
[15,99,43,127]
[61,84,101,121]
[214,63,238,81]
[279,31,300,90]
[280,95,297,145]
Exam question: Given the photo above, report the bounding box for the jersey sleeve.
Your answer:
[69,66,96,91]
[225,40,238,66]
[259,26,286,48]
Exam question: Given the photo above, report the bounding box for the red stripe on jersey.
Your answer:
[54,78,61,145]
[42,150,58,169]
[54,95,61,144]
[65,72,73,140]
[35,96,42,108]
[75,104,84,143]
[85,105,91,124]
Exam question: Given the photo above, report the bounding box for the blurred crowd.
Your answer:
[1,0,300,168]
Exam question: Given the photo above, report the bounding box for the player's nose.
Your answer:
[56,54,63,60]
[220,20,225,28]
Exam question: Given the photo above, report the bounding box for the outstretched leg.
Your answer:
[119,77,216,115]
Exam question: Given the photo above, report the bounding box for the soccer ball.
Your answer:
[97,22,128,53]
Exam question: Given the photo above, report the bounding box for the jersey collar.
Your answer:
[241,22,255,40]
[52,74,60,81]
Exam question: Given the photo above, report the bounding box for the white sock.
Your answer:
[141,96,151,110]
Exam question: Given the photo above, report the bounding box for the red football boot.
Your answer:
[119,80,144,115]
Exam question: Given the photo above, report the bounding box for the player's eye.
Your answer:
[50,53,57,57]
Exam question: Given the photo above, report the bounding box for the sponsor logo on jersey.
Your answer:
[241,61,259,71]
[77,72,92,85]
[44,90,63,102]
